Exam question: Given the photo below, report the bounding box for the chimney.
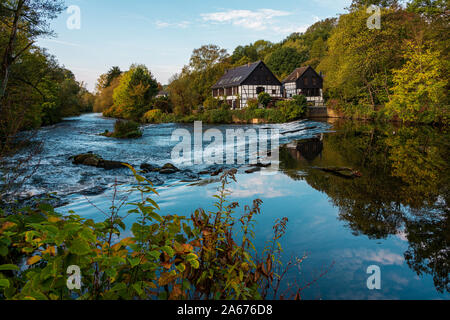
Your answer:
[296,71,299,78]
[247,62,251,67]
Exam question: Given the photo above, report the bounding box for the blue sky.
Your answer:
[37,0,351,91]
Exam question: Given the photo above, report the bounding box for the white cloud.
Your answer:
[155,20,191,29]
[201,9,291,31]
[341,249,404,266]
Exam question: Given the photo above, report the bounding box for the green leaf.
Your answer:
[188,259,199,269]
[0,279,10,288]
[161,246,174,257]
[0,264,19,271]
[111,282,127,292]
[69,238,91,255]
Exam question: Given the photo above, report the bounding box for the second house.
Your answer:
[211,61,282,109]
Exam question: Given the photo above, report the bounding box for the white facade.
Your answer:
[216,85,282,109]
[283,81,324,105]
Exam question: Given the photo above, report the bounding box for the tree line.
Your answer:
[0,0,94,137]
[96,0,448,124]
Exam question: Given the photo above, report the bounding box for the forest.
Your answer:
[92,0,449,125]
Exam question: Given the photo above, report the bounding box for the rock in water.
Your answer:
[99,160,127,170]
[162,163,179,171]
[245,167,261,174]
[159,163,179,174]
[72,153,101,166]
[140,163,160,172]
[71,153,129,170]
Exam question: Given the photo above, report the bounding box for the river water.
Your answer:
[8,113,450,299]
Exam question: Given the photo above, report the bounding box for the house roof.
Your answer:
[282,66,310,83]
[211,61,263,89]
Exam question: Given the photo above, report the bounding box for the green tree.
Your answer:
[265,47,307,79]
[0,0,65,101]
[189,44,228,72]
[386,41,449,124]
[104,66,122,88]
[318,7,419,113]
[110,64,159,120]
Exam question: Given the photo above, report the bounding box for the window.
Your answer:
[303,78,309,86]
[312,78,317,86]
[256,87,265,94]
[226,87,232,96]
[272,89,276,94]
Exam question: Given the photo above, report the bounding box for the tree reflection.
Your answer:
[279,121,449,293]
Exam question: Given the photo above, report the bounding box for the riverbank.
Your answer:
[3,113,448,299]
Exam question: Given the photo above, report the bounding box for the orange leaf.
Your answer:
[120,237,135,246]
[27,255,42,265]
[0,221,16,233]
[189,240,201,248]
[48,216,61,223]
[42,246,56,256]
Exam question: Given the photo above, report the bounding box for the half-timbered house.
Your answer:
[211,61,282,109]
[282,66,324,104]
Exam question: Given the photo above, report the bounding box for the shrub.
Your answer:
[276,99,305,121]
[152,97,172,113]
[0,168,310,300]
[104,120,143,138]
[203,96,221,110]
[142,109,163,123]
[258,92,272,108]
[205,107,233,124]
[246,98,259,110]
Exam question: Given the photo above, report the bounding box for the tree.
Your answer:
[104,66,122,88]
[189,44,228,72]
[265,47,307,79]
[0,0,65,102]
[317,7,419,111]
[94,76,121,113]
[109,64,158,120]
[407,0,448,19]
[385,41,448,124]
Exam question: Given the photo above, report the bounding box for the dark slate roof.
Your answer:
[211,61,262,89]
[282,66,310,83]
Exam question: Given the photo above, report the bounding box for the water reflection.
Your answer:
[279,120,449,293]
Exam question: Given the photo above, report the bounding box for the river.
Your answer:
[7,113,450,299]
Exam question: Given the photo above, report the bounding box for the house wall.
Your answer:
[214,84,282,109]
[284,68,324,103]
[239,85,282,108]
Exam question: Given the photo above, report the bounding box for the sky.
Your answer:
[36,0,352,91]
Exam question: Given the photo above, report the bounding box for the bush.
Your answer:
[103,120,143,138]
[203,96,221,110]
[258,92,272,108]
[205,107,233,124]
[246,98,259,110]
[142,109,163,123]
[0,168,309,300]
[276,99,306,121]
[152,97,173,113]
